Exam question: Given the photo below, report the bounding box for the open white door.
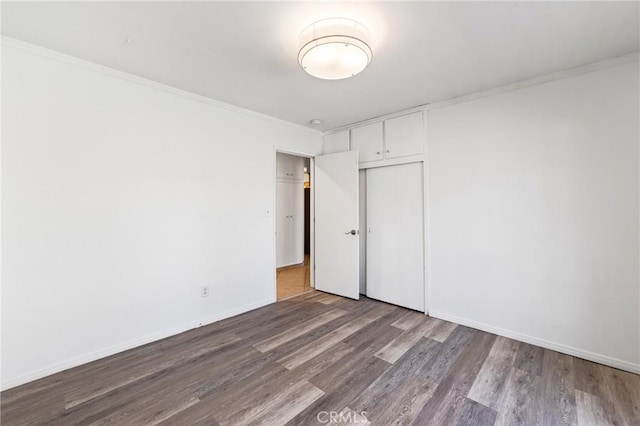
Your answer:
[314,151,360,299]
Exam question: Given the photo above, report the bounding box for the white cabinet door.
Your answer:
[384,112,424,159]
[277,153,304,180]
[290,155,304,181]
[351,122,384,163]
[315,151,360,299]
[276,154,290,179]
[323,130,350,154]
[366,162,425,311]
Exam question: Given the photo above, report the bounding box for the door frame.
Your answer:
[273,149,315,302]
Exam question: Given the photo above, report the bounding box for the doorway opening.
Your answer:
[276,152,312,300]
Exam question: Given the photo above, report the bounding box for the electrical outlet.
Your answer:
[201,286,209,298]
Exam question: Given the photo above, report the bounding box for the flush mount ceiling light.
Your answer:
[298,18,372,80]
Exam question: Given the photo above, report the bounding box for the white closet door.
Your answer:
[285,182,295,266]
[290,181,305,265]
[366,162,425,311]
[276,181,289,267]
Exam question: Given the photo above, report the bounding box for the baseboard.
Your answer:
[429,310,640,375]
[276,261,304,270]
[0,297,275,391]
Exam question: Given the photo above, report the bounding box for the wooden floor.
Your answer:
[2,292,638,425]
[276,255,311,301]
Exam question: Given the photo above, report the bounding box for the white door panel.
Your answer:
[384,112,424,159]
[315,151,360,299]
[351,122,384,163]
[366,163,425,311]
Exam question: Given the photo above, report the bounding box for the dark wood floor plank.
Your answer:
[2,291,638,426]
[455,398,498,426]
[277,304,394,369]
[65,331,242,409]
[308,342,391,394]
[427,320,459,342]
[349,337,442,424]
[514,342,545,376]
[574,357,611,399]
[374,318,432,364]
[540,349,578,426]
[494,367,542,426]
[341,307,406,351]
[287,342,356,384]
[184,361,291,425]
[264,301,379,361]
[417,326,477,383]
[391,311,426,330]
[49,339,263,425]
[197,352,326,424]
[467,336,519,409]
[253,308,347,352]
[0,376,65,426]
[286,355,392,425]
[219,379,324,425]
[314,293,344,305]
[234,300,336,340]
[575,389,624,426]
[603,367,640,425]
[367,376,438,425]
[413,330,496,425]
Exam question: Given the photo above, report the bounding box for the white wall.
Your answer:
[1,42,322,389]
[427,60,640,372]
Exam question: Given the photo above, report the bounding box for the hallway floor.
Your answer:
[277,255,311,300]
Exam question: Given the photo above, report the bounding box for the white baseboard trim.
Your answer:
[429,310,640,375]
[0,297,275,391]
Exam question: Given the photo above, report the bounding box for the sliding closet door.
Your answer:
[367,162,425,311]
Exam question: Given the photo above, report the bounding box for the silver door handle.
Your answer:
[345,230,358,235]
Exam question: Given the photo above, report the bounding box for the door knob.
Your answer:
[345,229,358,235]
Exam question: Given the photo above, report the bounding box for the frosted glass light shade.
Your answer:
[298,18,372,80]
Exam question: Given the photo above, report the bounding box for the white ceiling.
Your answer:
[2,1,639,131]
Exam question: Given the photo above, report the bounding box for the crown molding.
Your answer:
[324,50,640,135]
[1,36,322,137]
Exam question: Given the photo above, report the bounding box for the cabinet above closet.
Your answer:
[384,112,424,159]
[322,111,425,169]
[276,153,305,180]
[351,122,384,163]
